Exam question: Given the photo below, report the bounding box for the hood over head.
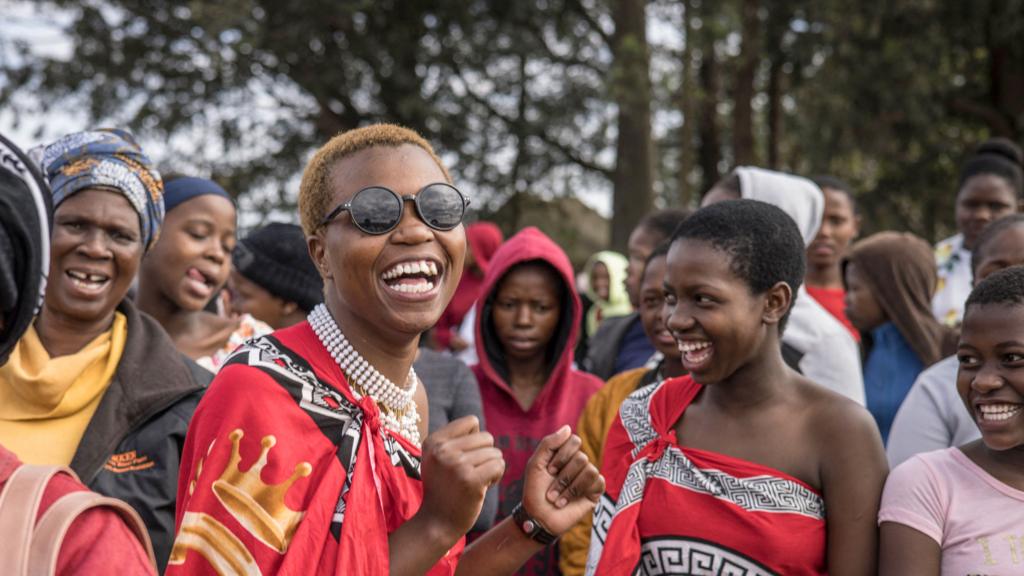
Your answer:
[474,227,581,392]
[737,166,824,247]
[582,250,632,336]
[466,221,504,277]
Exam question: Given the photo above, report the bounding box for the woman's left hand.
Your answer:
[521,426,605,536]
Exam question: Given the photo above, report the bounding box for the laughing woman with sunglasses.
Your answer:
[167,125,604,575]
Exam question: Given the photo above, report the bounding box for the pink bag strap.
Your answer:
[0,465,73,576]
[30,490,157,575]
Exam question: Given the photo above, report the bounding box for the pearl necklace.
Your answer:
[308,303,421,445]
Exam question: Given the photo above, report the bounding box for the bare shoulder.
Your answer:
[793,375,881,447]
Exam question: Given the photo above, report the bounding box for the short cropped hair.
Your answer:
[965,265,1024,311]
[298,124,451,235]
[641,241,671,281]
[671,199,806,330]
[970,214,1024,277]
[811,175,858,214]
[959,138,1023,199]
[637,209,692,244]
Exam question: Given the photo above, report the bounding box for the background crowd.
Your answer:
[0,119,1022,575]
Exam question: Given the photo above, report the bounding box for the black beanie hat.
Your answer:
[232,223,323,312]
[0,133,52,364]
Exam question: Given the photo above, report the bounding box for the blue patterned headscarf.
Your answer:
[35,129,164,251]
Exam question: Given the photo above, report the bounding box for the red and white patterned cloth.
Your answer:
[586,376,827,576]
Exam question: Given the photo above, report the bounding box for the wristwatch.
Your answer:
[511,502,557,545]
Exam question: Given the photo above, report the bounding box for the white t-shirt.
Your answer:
[879,447,1024,575]
[785,286,865,405]
[886,355,981,467]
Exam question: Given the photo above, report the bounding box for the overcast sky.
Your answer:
[0,2,664,223]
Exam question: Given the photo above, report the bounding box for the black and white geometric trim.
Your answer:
[223,335,423,538]
[619,380,664,458]
[635,536,778,575]
[615,379,824,519]
[648,446,824,518]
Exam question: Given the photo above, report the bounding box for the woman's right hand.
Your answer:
[418,416,506,541]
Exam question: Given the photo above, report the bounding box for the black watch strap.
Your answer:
[512,502,557,545]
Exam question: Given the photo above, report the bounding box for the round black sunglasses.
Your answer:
[319,183,471,235]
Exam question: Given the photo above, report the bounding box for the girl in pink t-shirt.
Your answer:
[879,266,1024,575]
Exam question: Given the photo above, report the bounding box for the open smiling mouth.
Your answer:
[679,340,714,370]
[381,259,442,295]
[976,403,1023,423]
[66,269,110,292]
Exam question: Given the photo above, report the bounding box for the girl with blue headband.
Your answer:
[136,176,271,371]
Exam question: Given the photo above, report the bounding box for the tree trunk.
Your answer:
[732,0,760,167]
[987,4,1023,140]
[766,53,783,169]
[676,0,696,207]
[696,0,722,194]
[610,0,654,251]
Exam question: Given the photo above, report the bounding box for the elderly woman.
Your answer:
[168,124,603,575]
[0,130,211,572]
[0,132,157,574]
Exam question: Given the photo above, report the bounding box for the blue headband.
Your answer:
[163,177,232,213]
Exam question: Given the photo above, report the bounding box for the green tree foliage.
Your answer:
[2,0,617,221]
[3,0,1023,243]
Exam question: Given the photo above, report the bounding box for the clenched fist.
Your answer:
[419,415,506,539]
[522,426,605,536]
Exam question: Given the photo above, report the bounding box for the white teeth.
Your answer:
[978,405,1022,421]
[68,270,106,285]
[978,404,1022,421]
[979,404,1018,413]
[388,281,434,294]
[678,341,711,353]
[382,260,441,281]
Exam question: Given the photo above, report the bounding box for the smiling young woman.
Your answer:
[168,125,604,576]
[136,177,273,371]
[0,130,210,572]
[879,266,1024,575]
[587,200,887,576]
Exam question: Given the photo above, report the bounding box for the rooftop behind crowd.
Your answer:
[0,124,1021,575]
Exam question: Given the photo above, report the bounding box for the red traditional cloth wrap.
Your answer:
[586,376,827,576]
[166,321,462,575]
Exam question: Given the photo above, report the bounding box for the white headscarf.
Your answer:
[736,166,824,247]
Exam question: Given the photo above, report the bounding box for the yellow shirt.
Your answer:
[560,367,650,576]
[0,313,127,465]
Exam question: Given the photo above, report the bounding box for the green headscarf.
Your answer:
[582,251,632,336]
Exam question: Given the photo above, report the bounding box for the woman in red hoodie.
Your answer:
[434,221,503,354]
[473,227,604,574]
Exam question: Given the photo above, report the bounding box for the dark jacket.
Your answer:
[70,299,210,573]
[581,312,638,380]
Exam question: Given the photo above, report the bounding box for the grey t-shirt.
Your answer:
[886,355,980,467]
[414,348,497,531]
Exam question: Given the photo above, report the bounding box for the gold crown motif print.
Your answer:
[212,429,313,553]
